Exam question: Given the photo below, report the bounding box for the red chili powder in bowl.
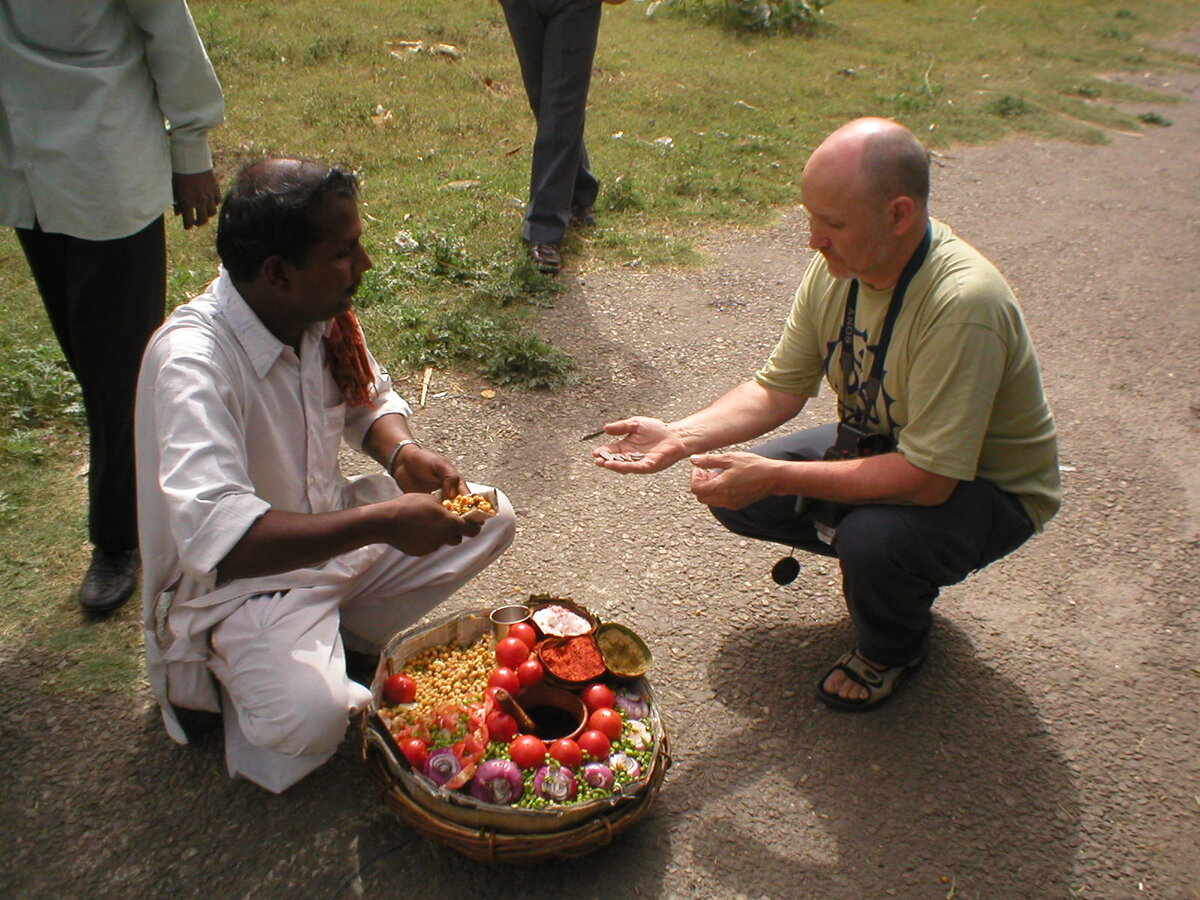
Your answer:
[537,635,606,684]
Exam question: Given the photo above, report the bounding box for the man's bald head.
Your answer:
[806,118,930,210]
[217,158,359,281]
[801,119,931,288]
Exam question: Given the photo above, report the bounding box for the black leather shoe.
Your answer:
[569,205,596,228]
[79,548,139,613]
[528,241,561,273]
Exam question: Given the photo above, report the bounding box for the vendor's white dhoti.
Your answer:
[207,495,515,793]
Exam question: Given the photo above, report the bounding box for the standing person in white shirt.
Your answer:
[135,158,516,793]
[0,0,225,613]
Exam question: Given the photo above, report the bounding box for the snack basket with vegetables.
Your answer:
[360,599,669,864]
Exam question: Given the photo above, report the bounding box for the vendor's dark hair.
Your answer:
[217,159,359,281]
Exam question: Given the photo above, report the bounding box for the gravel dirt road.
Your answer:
[2,30,1198,900]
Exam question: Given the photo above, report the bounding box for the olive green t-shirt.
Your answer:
[755,219,1061,530]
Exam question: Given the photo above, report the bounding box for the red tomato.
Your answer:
[509,735,547,769]
[508,622,537,650]
[587,707,622,740]
[496,636,531,669]
[398,737,428,769]
[487,667,521,695]
[486,711,518,743]
[517,658,544,688]
[457,735,486,758]
[382,673,417,704]
[577,729,611,761]
[580,683,616,712]
[548,738,583,769]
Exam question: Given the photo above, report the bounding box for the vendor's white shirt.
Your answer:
[135,270,411,741]
[0,0,225,239]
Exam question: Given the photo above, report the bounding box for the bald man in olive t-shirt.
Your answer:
[589,117,1059,713]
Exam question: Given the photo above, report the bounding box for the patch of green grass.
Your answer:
[589,227,702,268]
[370,290,567,376]
[987,94,1035,118]
[0,489,16,523]
[1,428,50,466]
[1,0,1197,696]
[0,440,92,631]
[601,174,648,213]
[666,0,834,34]
[0,344,84,428]
[1138,111,1173,125]
[878,79,945,115]
[481,333,576,389]
[43,620,146,694]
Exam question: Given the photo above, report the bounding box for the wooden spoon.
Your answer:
[491,688,538,733]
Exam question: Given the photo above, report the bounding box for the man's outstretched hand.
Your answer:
[591,416,689,474]
[172,170,220,229]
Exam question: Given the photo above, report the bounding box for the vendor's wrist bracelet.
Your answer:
[386,438,421,472]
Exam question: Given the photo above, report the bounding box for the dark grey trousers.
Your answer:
[16,217,166,553]
[500,0,602,244]
[710,423,1035,666]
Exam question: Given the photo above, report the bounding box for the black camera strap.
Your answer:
[837,222,933,429]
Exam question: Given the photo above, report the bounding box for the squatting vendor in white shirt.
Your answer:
[135,159,515,793]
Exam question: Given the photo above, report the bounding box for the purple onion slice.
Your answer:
[469,758,524,805]
[609,752,642,780]
[532,764,578,802]
[580,762,614,790]
[422,747,461,786]
[614,689,649,720]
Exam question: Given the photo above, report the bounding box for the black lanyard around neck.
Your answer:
[837,222,933,428]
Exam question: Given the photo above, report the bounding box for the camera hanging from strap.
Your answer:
[775,223,935,579]
[836,222,933,436]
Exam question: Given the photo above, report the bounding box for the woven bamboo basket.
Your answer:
[360,608,671,864]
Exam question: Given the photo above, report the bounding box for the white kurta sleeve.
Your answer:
[150,350,270,591]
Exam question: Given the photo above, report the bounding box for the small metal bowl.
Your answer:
[489,604,531,641]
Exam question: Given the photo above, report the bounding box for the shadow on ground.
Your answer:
[0,641,672,898]
[656,617,1081,899]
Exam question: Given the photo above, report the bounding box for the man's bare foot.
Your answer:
[816,647,925,712]
[821,656,876,702]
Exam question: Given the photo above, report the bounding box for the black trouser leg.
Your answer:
[15,218,166,553]
[710,423,839,555]
[501,0,602,243]
[710,423,1035,665]
[833,480,1033,665]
